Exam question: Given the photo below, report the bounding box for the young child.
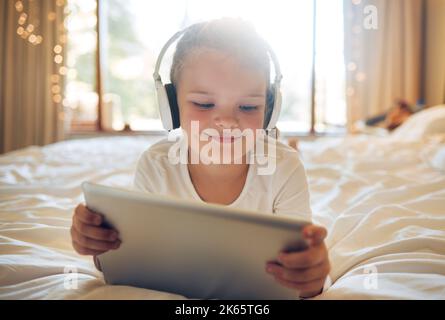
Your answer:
[71,18,330,298]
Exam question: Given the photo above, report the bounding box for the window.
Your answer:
[314,0,347,132]
[65,0,98,130]
[65,0,346,134]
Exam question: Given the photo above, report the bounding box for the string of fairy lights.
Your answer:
[14,0,68,107]
[343,0,370,128]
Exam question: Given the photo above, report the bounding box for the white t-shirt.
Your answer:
[134,134,312,222]
[133,134,332,295]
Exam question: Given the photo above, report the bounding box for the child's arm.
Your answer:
[71,204,121,267]
[265,224,330,298]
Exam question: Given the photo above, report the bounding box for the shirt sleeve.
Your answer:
[272,161,312,222]
[133,152,154,194]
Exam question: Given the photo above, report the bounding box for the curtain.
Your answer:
[0,0,66,154]
[343,0,424,128]
[423,0,445,107]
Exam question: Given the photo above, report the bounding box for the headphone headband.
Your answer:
[153,25,282,85]
[153,22,283,131]
[153,30,185,82]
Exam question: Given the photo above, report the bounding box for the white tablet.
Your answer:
[82,182,309,299]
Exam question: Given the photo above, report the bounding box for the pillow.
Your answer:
[391,105,445,141]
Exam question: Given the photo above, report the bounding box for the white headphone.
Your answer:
[153,23,283,132]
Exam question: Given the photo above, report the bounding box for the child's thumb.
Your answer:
[303,224,327,246]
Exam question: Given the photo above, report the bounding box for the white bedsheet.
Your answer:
[0,135,444,299]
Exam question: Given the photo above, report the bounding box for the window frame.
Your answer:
[70,0,334,137]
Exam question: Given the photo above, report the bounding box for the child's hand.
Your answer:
[266,224,330,298]
[71,204,121,256]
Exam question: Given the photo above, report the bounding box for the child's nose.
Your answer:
[214,115,239,130]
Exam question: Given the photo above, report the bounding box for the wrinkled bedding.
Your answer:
[0,134,444,299]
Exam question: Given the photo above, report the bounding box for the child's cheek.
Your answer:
[239,113,265,132]
[181,109,210,131]
[180,108,212,143]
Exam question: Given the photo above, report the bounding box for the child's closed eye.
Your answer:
[239,105,258,112]
[192,102,215,109]
[192,102,259,112]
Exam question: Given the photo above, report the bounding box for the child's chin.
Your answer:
[199,150,248,165]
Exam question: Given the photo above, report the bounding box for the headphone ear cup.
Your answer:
[264,86,275,129]
[164,84,180,129]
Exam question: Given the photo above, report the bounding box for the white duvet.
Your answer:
[0,134,444,299]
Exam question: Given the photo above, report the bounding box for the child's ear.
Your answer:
[165,84,181,129]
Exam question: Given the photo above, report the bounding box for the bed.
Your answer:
[1,111,445,299]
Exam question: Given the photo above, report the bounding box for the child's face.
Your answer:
[177,48,267,162]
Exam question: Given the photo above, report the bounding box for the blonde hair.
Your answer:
[170,18,271,90]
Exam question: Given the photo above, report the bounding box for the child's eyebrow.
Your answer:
[187,91,265,98]
[244,93,265,98]
[188,91,213,96]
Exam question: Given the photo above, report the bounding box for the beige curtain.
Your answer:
[343,0,424,127]
[423,0,445,107]
[0,0,66,154]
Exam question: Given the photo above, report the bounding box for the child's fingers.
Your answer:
[71,240,107,256]
[75,204,102,226]
[303,225,327,246]
[71,227,121,251]
[278,244,327,268]
[272,274,325,296]
[72,218,118,242]
[266,261,330,283]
